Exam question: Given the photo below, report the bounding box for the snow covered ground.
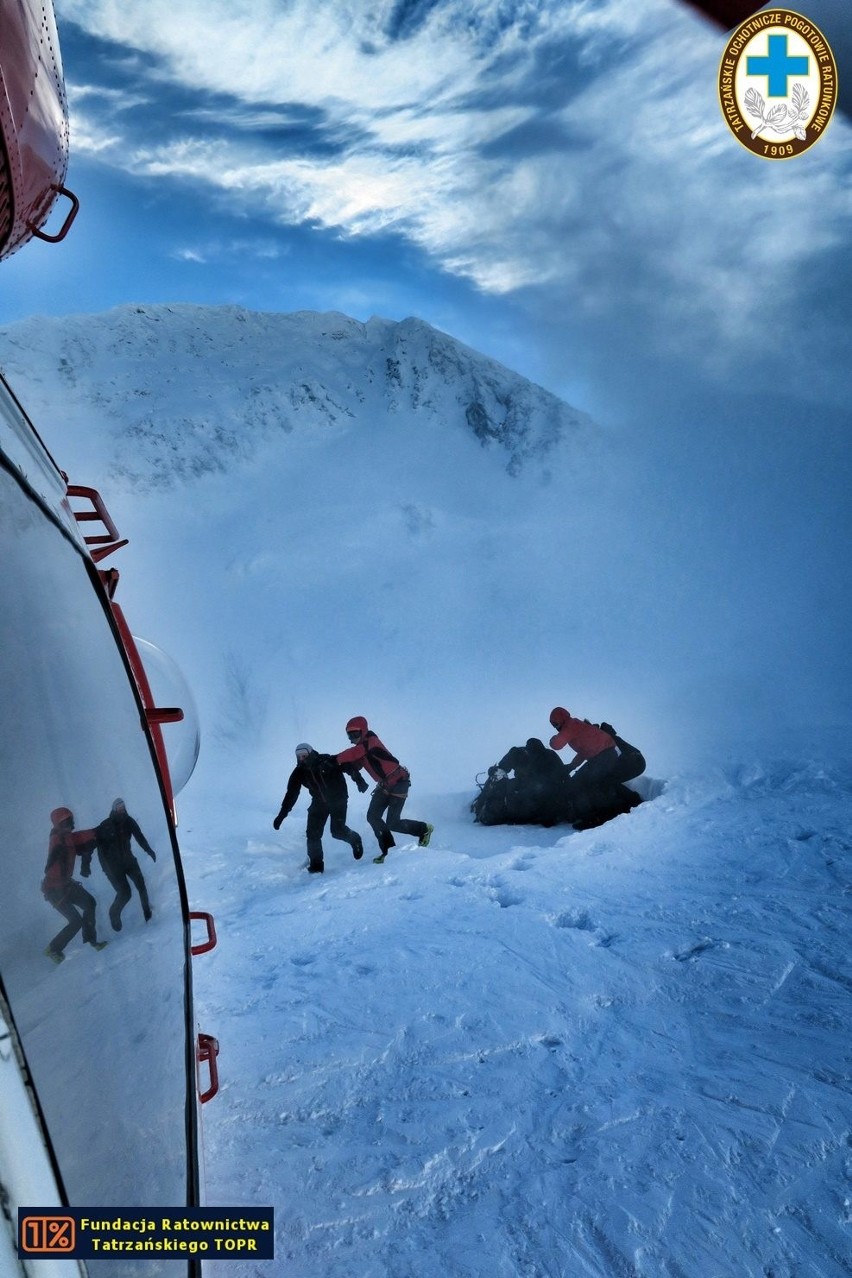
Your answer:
[1,304,849,1275]
[186,758,852,1278]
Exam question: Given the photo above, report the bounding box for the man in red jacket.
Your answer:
[336,717,434,864]
[41,807,108,963]
[548,708,619,794]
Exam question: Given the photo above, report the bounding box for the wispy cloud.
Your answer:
[56,0,852,362]
[170,237,288,265]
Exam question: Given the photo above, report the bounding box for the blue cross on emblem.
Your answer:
[747,35,809,97]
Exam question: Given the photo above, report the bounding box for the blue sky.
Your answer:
[2,0,851,725]
[1,0,848,415]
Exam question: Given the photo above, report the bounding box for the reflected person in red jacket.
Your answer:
[548,708,620,794]
[41,807,108,963]
[336,717,434,864]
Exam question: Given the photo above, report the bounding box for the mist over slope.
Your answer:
[0,302,844,805]
[0,302,625,803]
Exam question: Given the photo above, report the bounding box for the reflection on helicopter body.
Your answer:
[41,797,160,963]
[0,437,202,1272]
[95,798,157,932]
[42,807,106,962]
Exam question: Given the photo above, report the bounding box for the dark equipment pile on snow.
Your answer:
[471,727,645,832]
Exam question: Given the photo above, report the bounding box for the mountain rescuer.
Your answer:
[336,716,434,864]
[95,798,157,931]
[273,743,365,874]
[42,807,108,963]
[548,708,619,794]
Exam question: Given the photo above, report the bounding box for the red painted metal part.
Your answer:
[0,0,76,260]
[64,479,221,1105]
[28,182,78,241]
[196,1033,220,1104]
[66,483,122,545]
[189,911,218,956]
[111,599,183,825]
[64,481,184,823]
[66,484,130,560]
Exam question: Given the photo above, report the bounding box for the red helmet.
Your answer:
[346,715,368,742]
[50,806,73,827]
[549,707,570,729]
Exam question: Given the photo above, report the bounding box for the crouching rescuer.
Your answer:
[336,716,433,864]
[548,707,620,794]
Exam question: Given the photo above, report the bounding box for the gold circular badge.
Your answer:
[718,9,838,158]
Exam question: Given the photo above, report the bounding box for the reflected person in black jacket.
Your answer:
[95,798,157,931]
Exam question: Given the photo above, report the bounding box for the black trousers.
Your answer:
[100,851,151,924]
[565,747,620,795]
[45,880,97,953]
[612,745,646,783]
[306,798,360,869]
[367,782,427,852]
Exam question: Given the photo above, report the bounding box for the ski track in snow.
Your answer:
[184,763,852,1278]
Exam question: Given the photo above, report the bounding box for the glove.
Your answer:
[273,813,284,830]
[80,862,91,878]
[356,776,369,793]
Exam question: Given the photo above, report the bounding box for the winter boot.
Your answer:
[418,823,434,848]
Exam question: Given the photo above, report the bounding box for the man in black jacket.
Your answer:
[273,743,365,874]
[94,798,157,931]
[490,737,568,824]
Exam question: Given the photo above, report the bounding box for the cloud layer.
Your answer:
[55,0,852,376]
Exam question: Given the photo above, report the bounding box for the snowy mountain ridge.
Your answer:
[0,304,594,489]
[0,301,629,797]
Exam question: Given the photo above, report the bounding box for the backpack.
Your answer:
[303,752,341,782]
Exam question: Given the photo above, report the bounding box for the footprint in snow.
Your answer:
[595,932,620,949]
[673,938,717,962]
[552,909,595,932]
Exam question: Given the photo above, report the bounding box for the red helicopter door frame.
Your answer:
[0,0,79,259]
